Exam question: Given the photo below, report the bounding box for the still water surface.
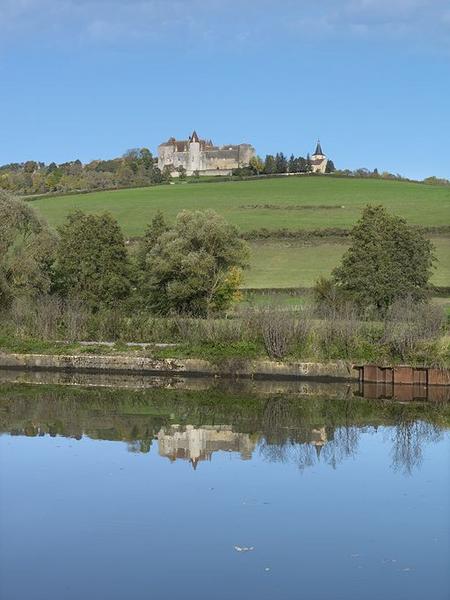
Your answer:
[0,381,449,600]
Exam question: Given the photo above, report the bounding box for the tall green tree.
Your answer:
[297,157,307,173]
[249,156,264,175]
[54,211,131,309]
[264,155,276,174]
[162,165,173,183]
[177,165,187,180]
[332,205,435,312]
[136,210,169,283]
[288,154,296,173]
[0,191,56,308]
[142,210,169,251]
[140,210,249,316]
[325,160,335,173]
[139,148,153,171]
[305,154,313,173]
[150,167,163,184]
[275,152,288,173]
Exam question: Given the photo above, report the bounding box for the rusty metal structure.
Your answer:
[354,364,450,402]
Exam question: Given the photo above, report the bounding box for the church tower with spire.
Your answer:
[310,139,328,174]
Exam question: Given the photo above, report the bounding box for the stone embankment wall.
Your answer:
[0,352,355,382]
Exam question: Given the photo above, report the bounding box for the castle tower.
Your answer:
[311,139,328,174]
[188,130,201,172]
[313,140,325,159]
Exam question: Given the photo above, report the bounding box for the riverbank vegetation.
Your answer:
[1,191,448,366]
[0,297,447,366]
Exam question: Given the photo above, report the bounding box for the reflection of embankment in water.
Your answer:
[0,368,449,401]
[0,368,358,398]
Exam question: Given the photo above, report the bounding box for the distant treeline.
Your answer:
[1,146,448,196]
[0,149,334,195]
[0,148,170,195]
[233,153,335,176]
[332,169,450,186]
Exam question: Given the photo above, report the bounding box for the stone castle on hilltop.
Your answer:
[157,131,329,176]
[158,131,255,176]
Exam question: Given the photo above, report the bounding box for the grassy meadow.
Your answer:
[32,176,450,236]
[30,176,450,290]
[246,236,450,288]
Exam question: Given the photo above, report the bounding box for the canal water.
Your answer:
[0,378,449,600]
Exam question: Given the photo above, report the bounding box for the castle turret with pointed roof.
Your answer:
[314,140,324,157]
[311,139,328,173]
[189,130,200,143]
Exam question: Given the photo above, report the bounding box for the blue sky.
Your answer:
[1,0,449,179]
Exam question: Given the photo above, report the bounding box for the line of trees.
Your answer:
[1,190,437,320]
[330,168,450,185]
[233,153,335,176]
[0,148,337,196]
[2,146,448,198]
[0,148,172,195]
[0,190,248,317]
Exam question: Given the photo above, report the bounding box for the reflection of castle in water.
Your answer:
[157,425,257,469]
[309,427,328,457]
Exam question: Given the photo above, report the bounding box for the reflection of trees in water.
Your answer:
[259,397,445,474]
[320,425,360,470]
[259,396,362,470]
[0,388,447,474]
[259,425,361,471]
[389,419,443,475]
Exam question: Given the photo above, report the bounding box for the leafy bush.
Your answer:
[138,209,249,316]
[382,297,445,361]
[0,191,57,308]
[253,309,298,360]
[333,205,435,312]
[317,302,362,359]
[54,211,131,310]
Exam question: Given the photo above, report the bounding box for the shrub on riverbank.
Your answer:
[0,296,447,366]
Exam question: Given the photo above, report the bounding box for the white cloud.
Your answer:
[287,0,450,47]
[0,0,448,49]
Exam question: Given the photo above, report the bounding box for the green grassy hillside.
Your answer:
[32,176,450,237]
[246,237,450,288]
[31,176,450,290]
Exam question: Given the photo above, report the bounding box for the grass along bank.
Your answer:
[1,301,448,367]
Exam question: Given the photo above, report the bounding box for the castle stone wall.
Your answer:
[158,133,255,176]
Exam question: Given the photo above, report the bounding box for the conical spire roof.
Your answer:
[314,140,324,156]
